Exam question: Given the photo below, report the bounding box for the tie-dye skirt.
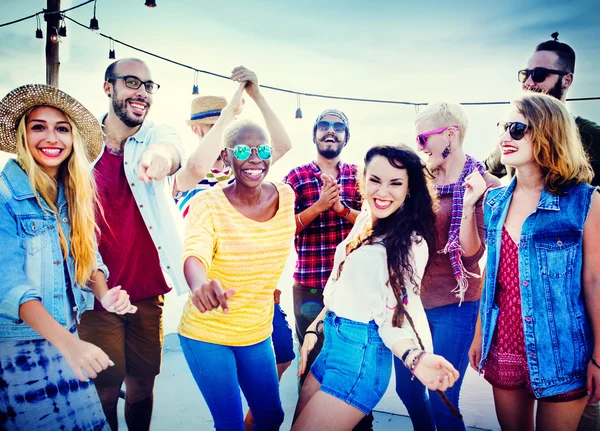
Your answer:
[0,328,110,430]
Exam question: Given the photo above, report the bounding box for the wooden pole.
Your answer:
[45,0,61,87]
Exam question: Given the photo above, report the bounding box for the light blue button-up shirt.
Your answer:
[94,115,188,295]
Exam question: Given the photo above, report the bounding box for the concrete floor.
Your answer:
[117,333,494,430]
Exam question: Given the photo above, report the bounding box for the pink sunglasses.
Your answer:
[416,125,458,147]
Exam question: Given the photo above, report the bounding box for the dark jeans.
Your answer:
[394,301,480,431]
[578,402,600,431]
[293,281,374,431]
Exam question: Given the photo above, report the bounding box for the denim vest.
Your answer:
[93,115,188,294]
[0,159,107,340]
[479,177,596,397]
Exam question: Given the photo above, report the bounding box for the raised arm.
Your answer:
[174,83,245,194]
[230,66,291,163]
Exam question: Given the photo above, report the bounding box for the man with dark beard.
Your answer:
[485,35,600,186]
[77,58,185,431]
[284,110,375,430]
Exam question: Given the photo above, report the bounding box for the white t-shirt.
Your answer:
[323,208,433,352]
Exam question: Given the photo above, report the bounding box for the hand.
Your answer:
[230,66,261,100]
[462,171,487,210]
[413,353,460,391]
[60,338,114,382]
[297,331,318,377]
[100,285,137,315]
[273,288,281,305]
[191,279,235,313]
[138,146,171,183]
[468,332,482,372]
[221,82,246,120]
[314,175,339,213]
[587,360,600,404]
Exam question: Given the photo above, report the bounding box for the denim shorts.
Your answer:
[311,310,392,414]
[272,304,295,364]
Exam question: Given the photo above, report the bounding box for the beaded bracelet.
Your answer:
[407,351,427,381]
[401,347,419,364]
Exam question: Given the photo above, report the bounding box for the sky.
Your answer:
[1,0,599,181]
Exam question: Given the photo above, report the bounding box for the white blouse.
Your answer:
[323,209,433,352]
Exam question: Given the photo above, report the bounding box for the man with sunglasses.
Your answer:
[283,110,373,430]
[485,36,600,187]
[77,58,185,431]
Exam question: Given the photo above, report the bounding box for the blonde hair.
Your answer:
[16,107,100,287]
[414,102,468,145]
[223,119,268,148]
[514,93,592,195]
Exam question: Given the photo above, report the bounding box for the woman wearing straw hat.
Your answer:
[0,84,136,430]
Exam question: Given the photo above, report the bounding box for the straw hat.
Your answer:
[187,95,227,126]
[0,84,103,162]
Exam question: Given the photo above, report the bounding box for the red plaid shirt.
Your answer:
[283,161,362,289]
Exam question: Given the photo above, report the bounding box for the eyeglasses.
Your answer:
[109,75,161,94]
[517,68,568,84]
[416,125,458,147]
[497,121,530,141]
[316,120,346,134]
[226,144,273,161]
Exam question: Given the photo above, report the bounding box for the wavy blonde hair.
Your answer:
[515,93,593,195]
[15,106,99,287]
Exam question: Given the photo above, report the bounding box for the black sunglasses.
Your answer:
[316,120,346,134]
[110,75,160,94]
[497,121,530,141]
[517,67,568,84]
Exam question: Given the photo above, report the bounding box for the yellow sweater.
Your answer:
[178,182,295,346]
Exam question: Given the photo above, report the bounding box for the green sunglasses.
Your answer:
[226,144,273,161]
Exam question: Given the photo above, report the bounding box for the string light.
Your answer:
[295,94,303,119]
[35,14,43,39]
[3,11,596,107]
[145,0,157,7]
[192,70,199,95]
[108,38,116,59]
[58,18,67,37]
[89,0,99,30]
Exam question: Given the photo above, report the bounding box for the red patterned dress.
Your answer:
[483,227,586,402]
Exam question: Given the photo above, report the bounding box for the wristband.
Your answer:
[591,357,600,370]
[336,201,351,218]
[315,320,324,335]
[297,213,306,227]
[305,330,319,338]
[401,347,419,364]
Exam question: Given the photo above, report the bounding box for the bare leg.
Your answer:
[292,390,365,431]
[292,371,323,423]
[537,397,588,431]
[244,361,293,430]
[123,375,156,431]
[492,387,535,431]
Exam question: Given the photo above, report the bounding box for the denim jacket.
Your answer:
[0,159,109,341]
[93,115,188,294]
[479,177,596,397]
